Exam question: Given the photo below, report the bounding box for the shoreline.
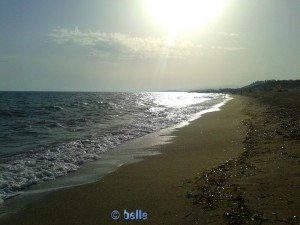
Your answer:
[0,92,226,208]
[0,96,229,220]
[0,124,177,221]
[3,96,248,224]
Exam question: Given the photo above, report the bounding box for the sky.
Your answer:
[0,0,299,91]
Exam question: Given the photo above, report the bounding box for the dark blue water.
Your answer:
[0,91,226,203]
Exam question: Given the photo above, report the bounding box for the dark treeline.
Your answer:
[193,79,300,94]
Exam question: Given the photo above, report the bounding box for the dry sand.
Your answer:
[1,96,251,225]
[187,91,300,225]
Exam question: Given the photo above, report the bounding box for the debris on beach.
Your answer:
[186,92,300,225]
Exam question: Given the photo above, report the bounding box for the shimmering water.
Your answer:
[0,91,226,203]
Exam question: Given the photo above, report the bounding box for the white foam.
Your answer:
[0,93,228,204]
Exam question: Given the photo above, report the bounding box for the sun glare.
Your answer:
[146,0,228,33]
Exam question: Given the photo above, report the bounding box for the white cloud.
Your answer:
[214,30,254,39]
[211,46,247,51]
[215,31,241,37]
[49,27,203,60]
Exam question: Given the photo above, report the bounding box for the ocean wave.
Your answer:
[0,92,226,203]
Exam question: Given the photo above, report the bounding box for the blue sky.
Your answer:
[0,0,299,91]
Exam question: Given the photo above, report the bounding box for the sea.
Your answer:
[0,91,229,207]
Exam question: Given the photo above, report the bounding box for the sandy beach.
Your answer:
[2,92,299,225]
[2,96,246,225]
[187,91,300,225]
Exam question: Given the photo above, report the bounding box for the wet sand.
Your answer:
[2,96,247,225]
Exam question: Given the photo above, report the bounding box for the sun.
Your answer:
[145,0,228,33]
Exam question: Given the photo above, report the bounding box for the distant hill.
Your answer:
[218,79,300,94]
[192,79,300,93]
[240,79,300,92]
